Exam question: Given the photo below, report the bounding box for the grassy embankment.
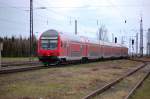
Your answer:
[130,75,150,99]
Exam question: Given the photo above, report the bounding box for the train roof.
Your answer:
[41,29,127,48]
[59,32,81,42]
[41,29,81,42]
[86,37,127,48]
[41,29,58,37]
[101,41,126,48]
[87,38,99,44]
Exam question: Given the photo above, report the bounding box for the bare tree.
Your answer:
[98,25,109,42]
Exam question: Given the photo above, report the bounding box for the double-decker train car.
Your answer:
[37,29,128,65]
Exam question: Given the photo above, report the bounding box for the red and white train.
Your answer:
[37,29,128,65]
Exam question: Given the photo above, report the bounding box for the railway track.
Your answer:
[1,61,40,67]
[124,68,150,99]
[0,61,44,74]
[83,60,150,99]
[0,58,100,74]
[0,65,45,74]
[0,60,82,74]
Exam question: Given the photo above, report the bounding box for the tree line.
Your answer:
[0,36,37,57]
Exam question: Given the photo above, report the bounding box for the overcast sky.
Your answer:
[0,0,150,48]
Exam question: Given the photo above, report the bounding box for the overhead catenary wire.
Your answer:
[0,1,64,30]
[0,1,30,25]
[34,0,92,33]
[1,1,148,37]
[1,4,150,9]
[34,0,73,27]
[0,0,75,38]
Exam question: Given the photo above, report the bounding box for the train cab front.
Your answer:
[38,29,60,65]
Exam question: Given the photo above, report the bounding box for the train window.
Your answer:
[41,39,58,50]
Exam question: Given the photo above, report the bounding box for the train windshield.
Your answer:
[41,39,58,50]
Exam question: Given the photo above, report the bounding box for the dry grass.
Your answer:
[94,63,149,99]
[133,57,150,62]
[129,64,150,99]
[0,59,142,99]
[2,57,38,63]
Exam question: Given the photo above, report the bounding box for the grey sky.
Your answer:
[0,0,150,46]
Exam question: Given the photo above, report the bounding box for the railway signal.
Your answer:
[115,37,117,43]
[132,39,134,45]
[131,39,134,57]
[125,20,127,23]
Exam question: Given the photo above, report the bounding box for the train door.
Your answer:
[85,44,88,57]
[103,45,105,57]
[101,43,104,58]
[81,44,84,57]
[81,44,86,57]
[80,44,83,57]
[63,41,67,56]
[101,45,103,58]
[99,43,101,58]
[67,42,70,58]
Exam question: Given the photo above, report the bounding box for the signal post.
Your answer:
[0,42,3,70]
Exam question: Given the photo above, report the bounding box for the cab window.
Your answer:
[41,39,58,50]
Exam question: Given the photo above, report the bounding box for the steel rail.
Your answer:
[127,58,150,63]
[124,65,150,99]
[0,60,85,74]
[83,62,147,99]
[2,61,40,67]
[0,65,45,74]
[0,60,83,74]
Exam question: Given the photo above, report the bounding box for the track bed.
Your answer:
[0,59,145,99]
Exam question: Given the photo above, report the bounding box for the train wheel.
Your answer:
[81,57,88,64]
[48,60,60,66]
[43,62,49,66]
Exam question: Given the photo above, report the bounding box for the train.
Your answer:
[37,29,128,65]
